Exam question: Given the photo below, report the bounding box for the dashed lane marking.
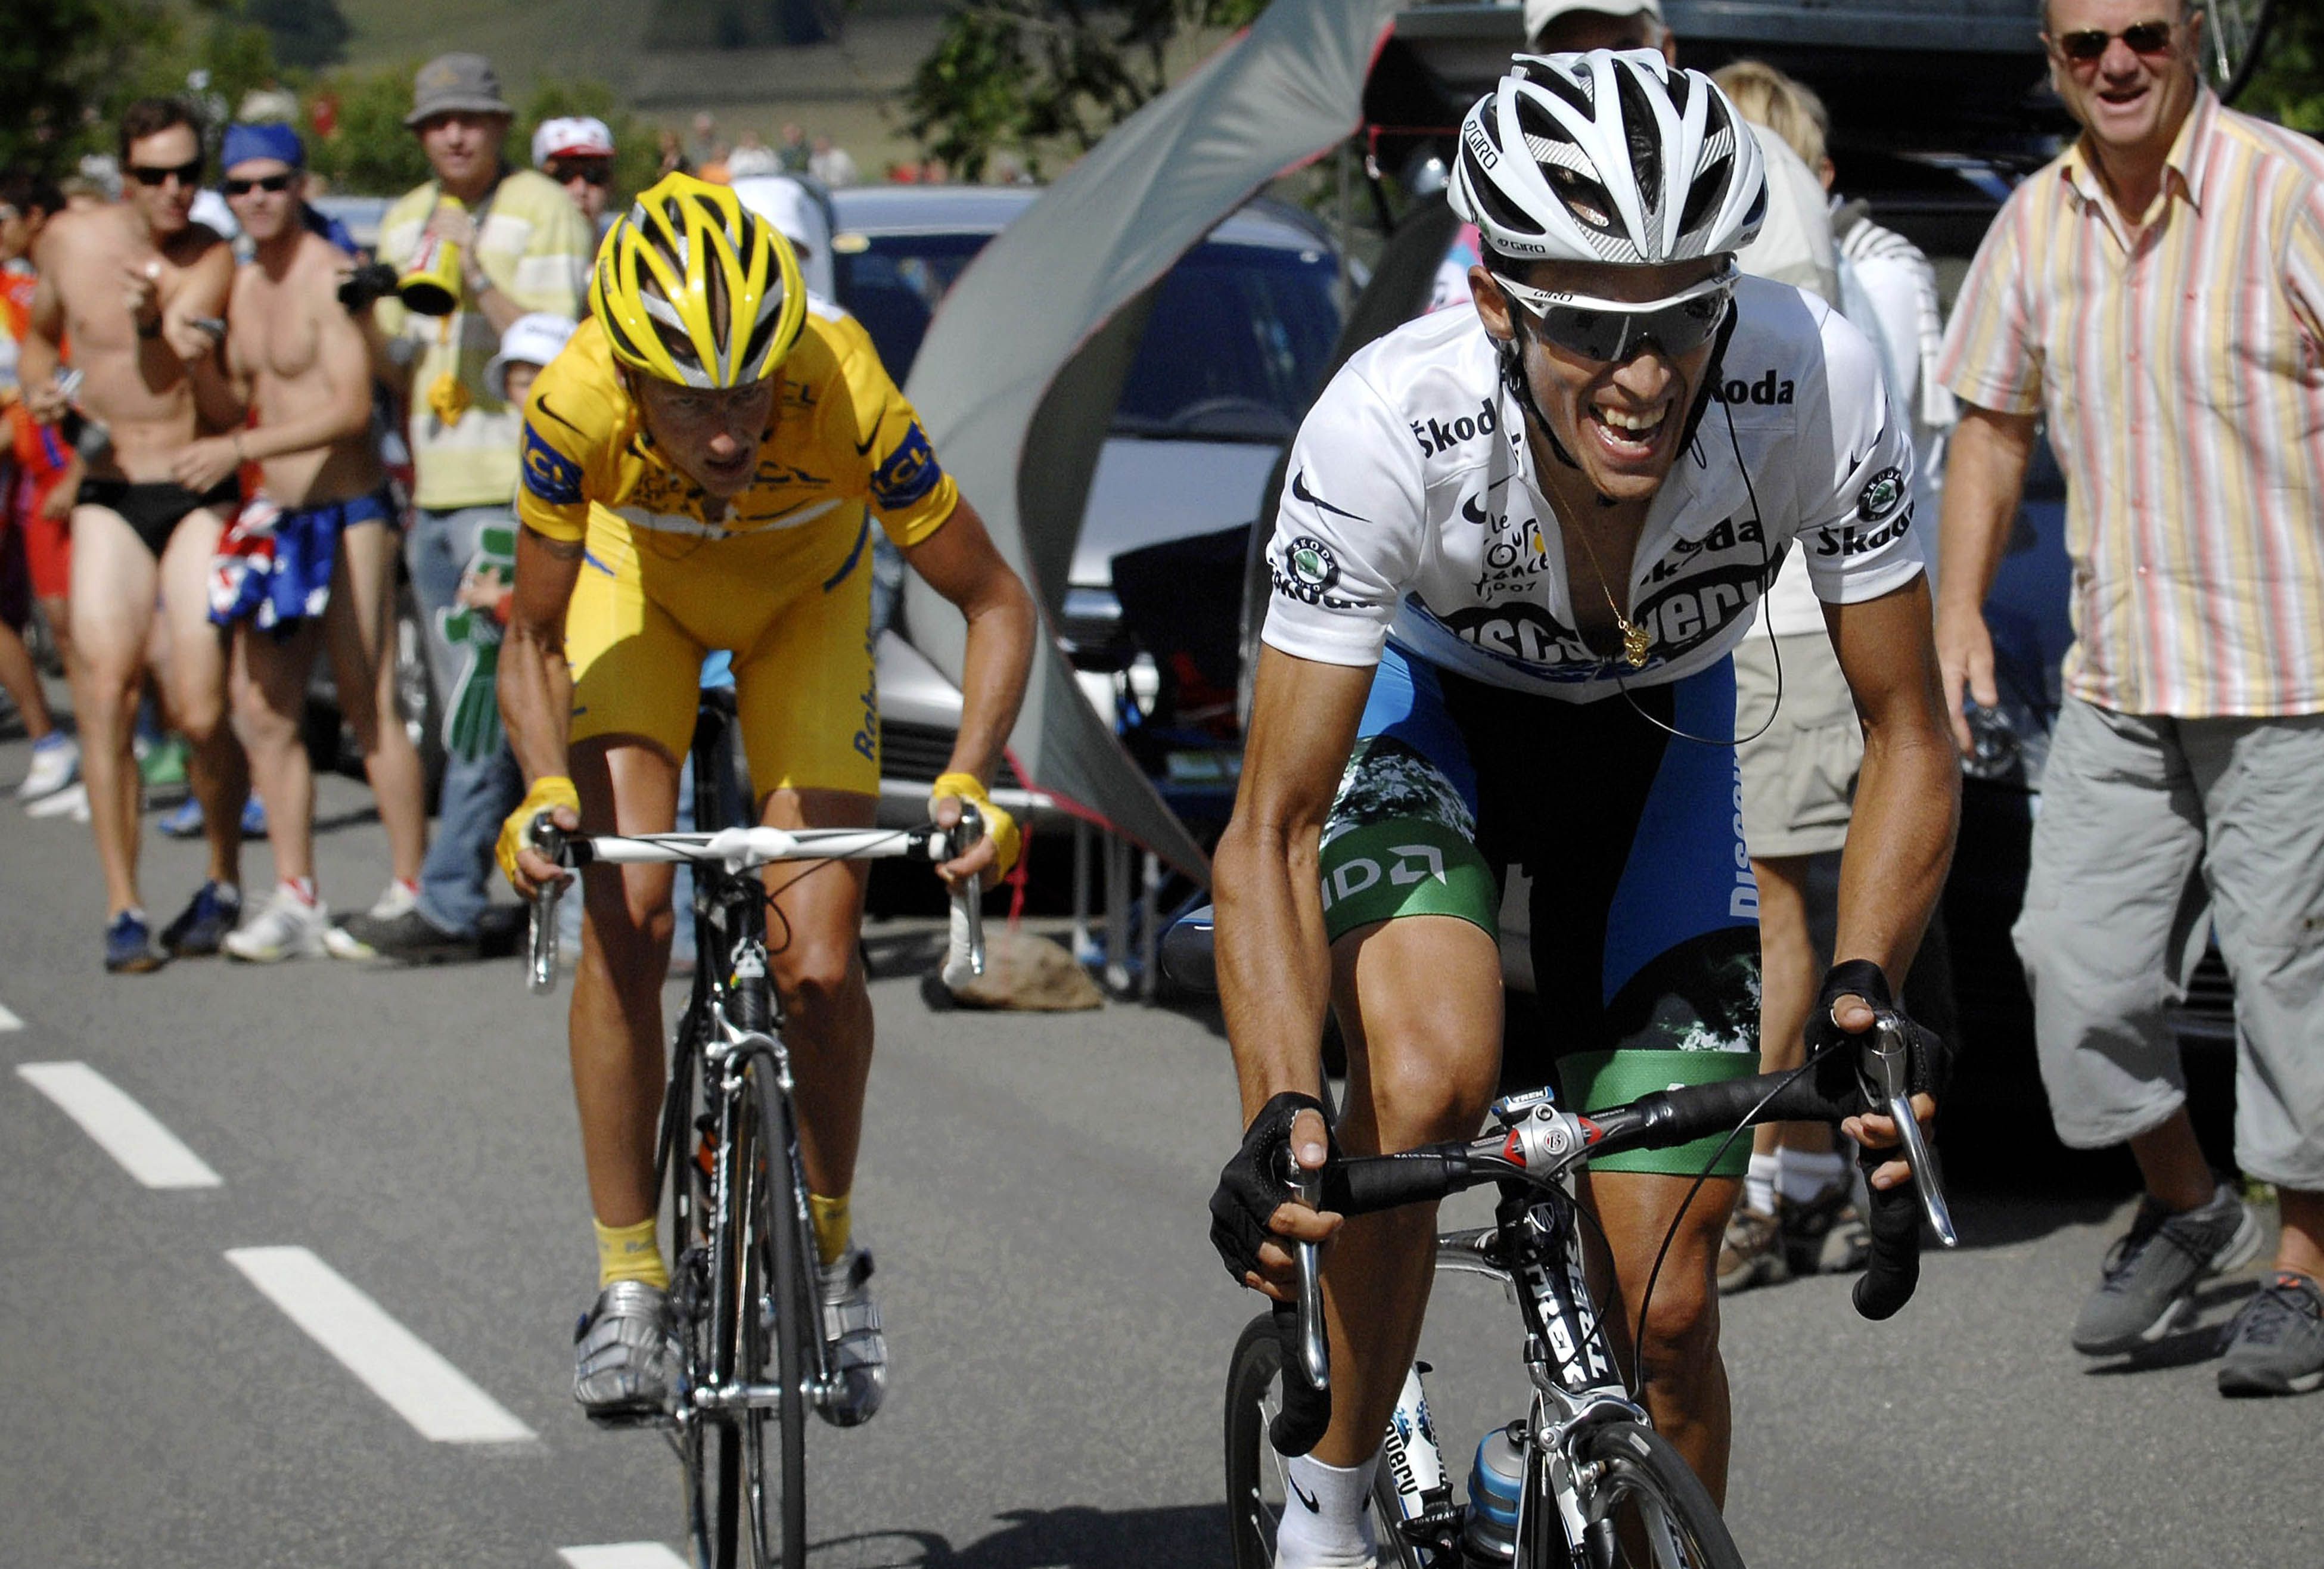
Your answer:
[225,1246,536,1444]
[558,1546,688,1568]
[17,1061,222,1188]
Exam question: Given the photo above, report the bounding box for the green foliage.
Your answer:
[248,0,354,70]
[303,65,433,194]
[0,0,178,173]
[2241,4,2324,134]
[905,0,1270,182]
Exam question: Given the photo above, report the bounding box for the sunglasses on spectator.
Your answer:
[548,160,613,187]
[128,160,204,188]
[1492,262,1736,363]
[2050,21,2176,62]
[222,173,296,197]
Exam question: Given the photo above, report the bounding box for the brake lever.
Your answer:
[1864,1010,1957,1248]
[1284,1147,1330,1390]
[526,819,568,995]
[947,801,987,978]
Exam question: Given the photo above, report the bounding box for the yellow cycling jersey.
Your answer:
[515,306,960,552]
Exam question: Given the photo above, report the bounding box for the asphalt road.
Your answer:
[1,714,2316,1568]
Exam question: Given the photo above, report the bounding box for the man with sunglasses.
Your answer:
[173,122,430,963]
[1208,52,1956,1563]
[532,117,617,241]
[1938,0,2324,1397]
[20,97,250,973]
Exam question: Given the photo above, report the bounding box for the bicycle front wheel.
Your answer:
[1222,1312,1424,1569]
[1555,1420,1745,1569]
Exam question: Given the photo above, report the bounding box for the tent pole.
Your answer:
[1072,816,1092,965]
[1139,850,1161,1001]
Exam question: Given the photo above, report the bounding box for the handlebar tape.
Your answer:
[1851,1140,1924,1319]
[1267,1298,1332,1456]
[1321,1151,1465,1217]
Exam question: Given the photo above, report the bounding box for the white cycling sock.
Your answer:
[1273,1451,1380,1569]
[1744,1152,1779,1217]
[1778,1147,1847,1204]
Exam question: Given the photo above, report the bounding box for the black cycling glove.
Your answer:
[1772,959,1955,1123]
[1208,1090,1332,1285]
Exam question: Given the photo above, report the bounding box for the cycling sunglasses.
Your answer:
[1492,261,1736,363]
[222,173,296,197]
[128,159,204,188]
[548,160,614,187]
[2050,21,2175,62]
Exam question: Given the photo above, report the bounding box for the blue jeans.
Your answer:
[406,505,523,939]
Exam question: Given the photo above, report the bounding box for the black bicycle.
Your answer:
[526,693,985,1569]
[1179,916,1956,1567]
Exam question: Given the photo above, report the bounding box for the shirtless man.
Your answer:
[174,123,429,962]
[22,98,246,971]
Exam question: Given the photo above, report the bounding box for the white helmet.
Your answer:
[1450,49,1765,268]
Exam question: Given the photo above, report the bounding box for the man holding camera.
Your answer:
[339,52,590,962]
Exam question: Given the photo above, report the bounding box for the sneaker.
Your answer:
[223,887,331,962]
[158,797,206,838]
[1780,1180,1870,1278]
[2218,1271,2324,1397]
[2071,1181,2261,1356]
[573,1280,679,1423]
[815,1243,888,1426]
[1717,1204,1787,1295]
[241,795,267,837]
[139,735,189,791]
[160,881,242,958]
[366,880,420,922]
[103,910,167,974]
[327,905,471,964]
[26,781,88,821]
[15,734,79,801]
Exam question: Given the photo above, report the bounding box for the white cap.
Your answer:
[1523,0,1662,46]
[486,313,579,402]
[728,175,835,300]
[531,116,614,168]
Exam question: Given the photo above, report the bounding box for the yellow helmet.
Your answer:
[591,173,807,388]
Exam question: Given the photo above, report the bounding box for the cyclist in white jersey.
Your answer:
[1206,50,1958,1565]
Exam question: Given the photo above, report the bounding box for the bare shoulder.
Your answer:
[293,233,357,307]
[32,205,111,272]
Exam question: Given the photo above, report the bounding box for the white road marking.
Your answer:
[558,1546,688,1569]
[225,1247,536,1444]
[17,1061,222,1188]
[0,998,22,1030]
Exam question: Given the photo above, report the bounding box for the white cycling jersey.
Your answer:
[1260,274,1924,703]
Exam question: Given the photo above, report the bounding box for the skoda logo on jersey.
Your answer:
[1856,466,1906,523]
[1286,536,1339,592]
[1412,398,1500,457]
[1713,371,1795,406]
[1815,504,1914,558]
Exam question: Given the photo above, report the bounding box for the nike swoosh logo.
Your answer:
[533,393,585,437]
[1291,469,1365,524]
[1288,1474,1321,1513]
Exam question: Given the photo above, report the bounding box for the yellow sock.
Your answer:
[595,1217,669,1290]
[809,1192,851,1268]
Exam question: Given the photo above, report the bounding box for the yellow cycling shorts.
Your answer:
[564,506,882,799]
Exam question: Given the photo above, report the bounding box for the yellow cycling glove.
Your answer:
[496,775,582,890]
[931,770,1020,879]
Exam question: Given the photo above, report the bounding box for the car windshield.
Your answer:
[840,228,1343,442]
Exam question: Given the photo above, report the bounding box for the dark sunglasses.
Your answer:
[2052,21,2175,62]
[1495,263,1736,363]
[222,173,296,197]
[549,161,613,187]
[128,159,204,188]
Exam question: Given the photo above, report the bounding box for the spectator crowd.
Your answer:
[3,0,2322,1401]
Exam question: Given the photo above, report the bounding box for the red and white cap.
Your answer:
[532,116,615,168]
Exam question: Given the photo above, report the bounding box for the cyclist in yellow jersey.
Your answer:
[495,175,1036,1424]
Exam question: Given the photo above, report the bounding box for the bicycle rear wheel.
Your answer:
[1222,1312,1424,1569]
[1554,1420,1745,1569]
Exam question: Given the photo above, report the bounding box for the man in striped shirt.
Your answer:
[1937,0,2324,1396]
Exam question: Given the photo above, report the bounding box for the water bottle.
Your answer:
[1461,1424,1526,1565]
[1378,1363,1453,1534]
